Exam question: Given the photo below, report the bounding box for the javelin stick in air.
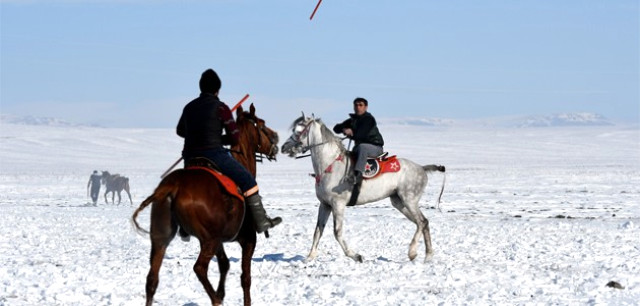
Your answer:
[231,94,250,112]
[160,94,250,178]
[310,0,322,20]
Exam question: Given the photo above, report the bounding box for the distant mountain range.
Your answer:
[0,114,101,127]
[1,112,619,128]
[510,113,614,127]
[378,117,455,127]
[380,112,615,128]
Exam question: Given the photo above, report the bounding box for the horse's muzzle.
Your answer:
[269,144,279,159]
[280,138,300,157]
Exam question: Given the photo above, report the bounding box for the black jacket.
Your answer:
[333,112,384,147]
[176,93,238,151]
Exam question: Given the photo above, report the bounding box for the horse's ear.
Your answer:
[236,105,243,118]
[301,111,305,118]
[249,103,255,116]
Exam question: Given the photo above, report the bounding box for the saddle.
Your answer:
[344,152,402,207]
[185,157,244,202]
[361,152,401,179]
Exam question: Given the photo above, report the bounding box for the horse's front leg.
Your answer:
[240,235,256,306]
[126,189,133,204]
[332,204,363,262]
[306,201,331,262]
[116,191,122,205]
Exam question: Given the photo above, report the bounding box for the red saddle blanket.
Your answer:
[363,155,401,179]
[187,166,245,202]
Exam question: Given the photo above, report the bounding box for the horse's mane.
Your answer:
[290,116,347,154]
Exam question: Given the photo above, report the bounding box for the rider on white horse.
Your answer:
[333,97,384,206]
[282,115,446,262]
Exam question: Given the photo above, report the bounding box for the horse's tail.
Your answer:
[131,178,178,235]
[422,165,445,173]
[422,164,446,210]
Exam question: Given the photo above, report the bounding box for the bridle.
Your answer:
[249,117,278,162]
[288,118,333,159]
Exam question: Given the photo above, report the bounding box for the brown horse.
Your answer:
[131,104,279,306]
[101,171,132,204]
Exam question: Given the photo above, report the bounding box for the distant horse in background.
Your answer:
[101,171,132,205]
[281,115,446,263]
[131,104,279,306]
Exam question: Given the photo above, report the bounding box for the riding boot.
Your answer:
[345,170,362,185]
[245,193,282,233]
[347,171,363,206]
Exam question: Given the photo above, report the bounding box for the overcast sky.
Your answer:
[1,0,638,128]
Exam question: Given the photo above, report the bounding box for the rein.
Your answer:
[294,137,347,160]
[290,119,348,155]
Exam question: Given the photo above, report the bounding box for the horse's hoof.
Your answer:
[424,252,434,262]
[354,254,363,263]
[304,254,316,263]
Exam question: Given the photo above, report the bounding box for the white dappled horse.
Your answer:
[281,115,446,262]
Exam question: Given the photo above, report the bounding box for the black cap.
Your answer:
[353,97,368,106]
[199,69,221,94]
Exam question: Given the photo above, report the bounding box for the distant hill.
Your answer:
[380,112,615,128]
[1,112,617,129]
[0,114,101,127]
[511,113,614,128]
[378,117,455,127]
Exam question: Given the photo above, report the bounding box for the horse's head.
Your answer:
[281,114,324,158]
[101,171,110,184]
[235,103,279,161]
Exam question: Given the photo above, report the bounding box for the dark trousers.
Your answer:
[183,148,257,193]
[90,186,100,203]
[353,143,383,172]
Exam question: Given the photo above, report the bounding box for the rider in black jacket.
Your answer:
[177,69,281,233]
[333,97,384,206]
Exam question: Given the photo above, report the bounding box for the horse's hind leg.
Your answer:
[214,246,230,301]
[390,194,433,261]
[145,199,177,306]
[146,239,169,306]
[194,239,223,305]
[306,201,332,262]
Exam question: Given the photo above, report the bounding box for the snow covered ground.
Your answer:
[1,120,639,305]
